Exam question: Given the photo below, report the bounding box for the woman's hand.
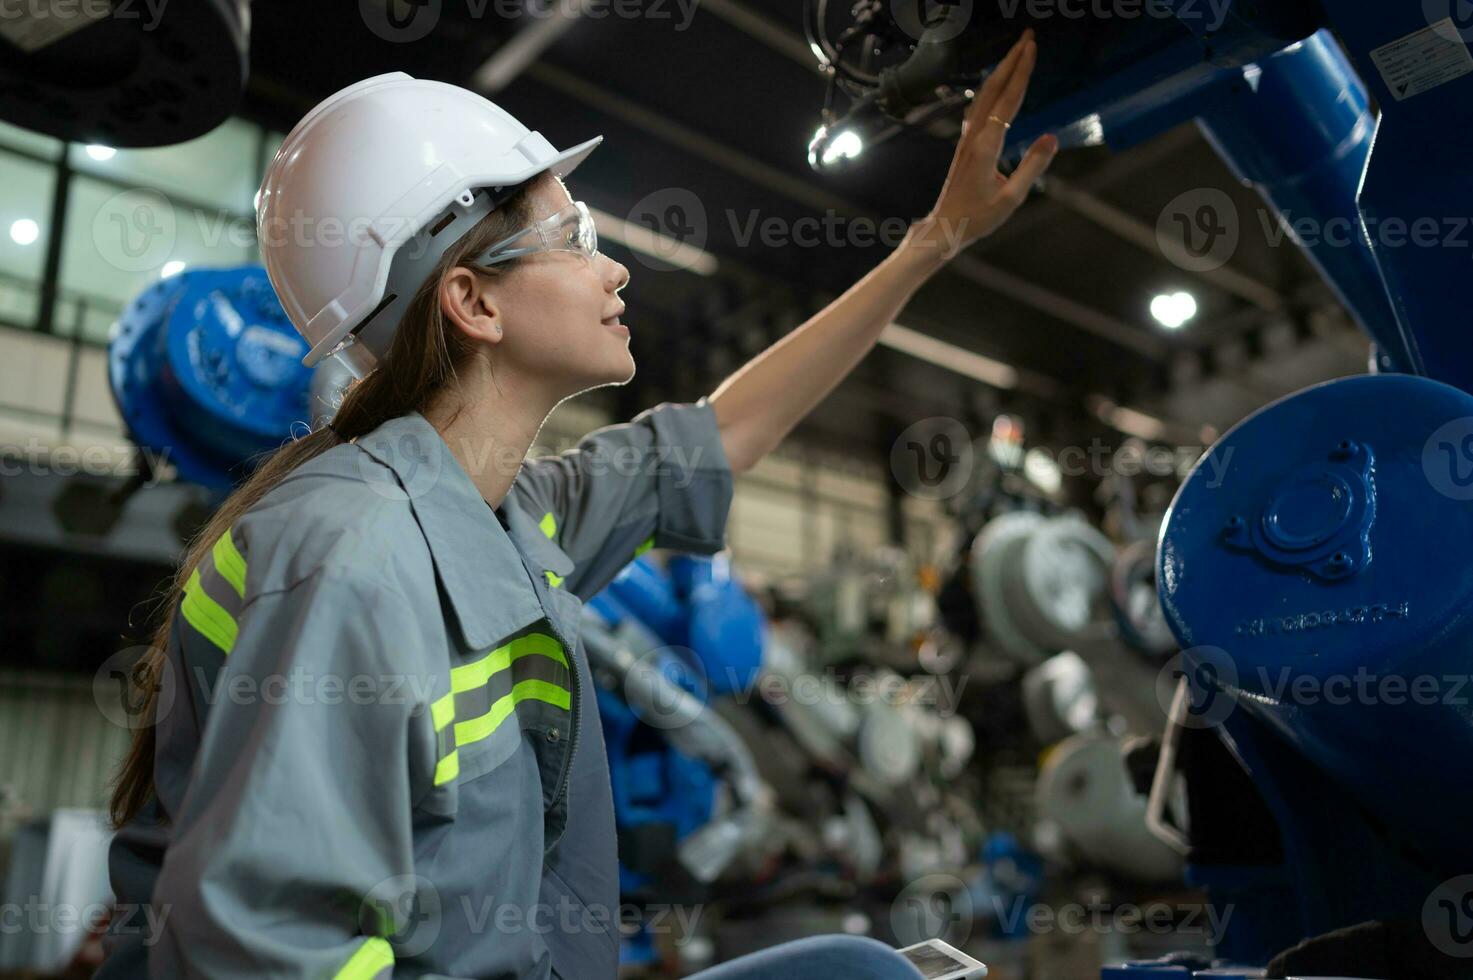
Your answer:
[908,28,1058,263]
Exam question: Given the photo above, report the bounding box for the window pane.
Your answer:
[0,119,61,161]
[58,175,255,342]
[0,149,56,330]
[67,117,261,214]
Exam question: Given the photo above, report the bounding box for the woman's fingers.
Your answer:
[990,37,1037,128]
[966,29,1032,131]
[966,37,1036,170]
[997,133,1059,210]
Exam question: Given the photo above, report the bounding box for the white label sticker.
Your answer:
[1370,19,1473,101]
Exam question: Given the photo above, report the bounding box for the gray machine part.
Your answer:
[972,513,1116,665]
[580,611,772,884]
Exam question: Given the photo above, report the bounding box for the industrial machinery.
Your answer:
[109,265,318,490]
[809,1,1473,973]
[0,0,249,147]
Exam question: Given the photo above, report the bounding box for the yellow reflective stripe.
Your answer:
[634,535,654,558]
[455,679,570,747]
[544,570,564,589]
[434,749,460,786]
[431,692,455,731]
[333,936,394,980]
[539,511,557,538]
[212,529,247,599]
[450,634,567,695]
[181,567,238,655]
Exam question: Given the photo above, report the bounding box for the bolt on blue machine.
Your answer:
[813,0,1473,971]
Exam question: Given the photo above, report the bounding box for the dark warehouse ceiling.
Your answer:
[235,0,1372,463]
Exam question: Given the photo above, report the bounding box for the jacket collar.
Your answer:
[500,491,575,581]
[354,411,550,650]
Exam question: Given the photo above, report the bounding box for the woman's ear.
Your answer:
[439,267,506,345]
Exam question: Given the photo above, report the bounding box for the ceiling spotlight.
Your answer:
[1150,291,1198,330]
[9,218,39,245]
[807,124,864,170]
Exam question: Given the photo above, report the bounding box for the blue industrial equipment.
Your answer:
[807,0,1473,970]
[108,266,316,490]
[586,555,768,895]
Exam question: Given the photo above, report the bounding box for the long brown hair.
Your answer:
[107,174,548,829]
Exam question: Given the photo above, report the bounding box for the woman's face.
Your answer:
[452,175,635,400]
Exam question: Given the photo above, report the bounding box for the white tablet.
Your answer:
[895,937,989,979]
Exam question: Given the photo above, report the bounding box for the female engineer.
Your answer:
[99,30,1054,980]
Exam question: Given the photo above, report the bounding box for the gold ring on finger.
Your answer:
[987,114,1012,130]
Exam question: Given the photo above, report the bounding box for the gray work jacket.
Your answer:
[98,398,734,979]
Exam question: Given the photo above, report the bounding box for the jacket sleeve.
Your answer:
[149,568,441,980]
[514,397,735,600]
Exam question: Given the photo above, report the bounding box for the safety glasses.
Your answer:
[471,200,599,267]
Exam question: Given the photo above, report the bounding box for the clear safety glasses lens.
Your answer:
[477,201,598,266]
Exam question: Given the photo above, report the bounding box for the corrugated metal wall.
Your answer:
[0,670,131,821]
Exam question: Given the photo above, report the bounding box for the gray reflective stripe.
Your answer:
[181,529,247,656]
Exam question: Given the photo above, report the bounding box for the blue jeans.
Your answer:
[684,935,927,980]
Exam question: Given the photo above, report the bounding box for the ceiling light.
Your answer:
[1150,291,1197,330]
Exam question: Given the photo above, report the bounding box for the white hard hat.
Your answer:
[256,71,601,377]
